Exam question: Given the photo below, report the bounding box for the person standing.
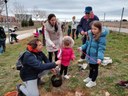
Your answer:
[41,21,46,46]
[71,16,77,39]
[58,36,75,79]
[78,21,109,87]
[45,14,63,62]
[77,6,99,62]
[0,26,6,53]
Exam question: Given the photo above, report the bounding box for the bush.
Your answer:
[28,18,34,26]
[21,20,28,27]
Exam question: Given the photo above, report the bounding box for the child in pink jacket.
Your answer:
[57,36,75,79]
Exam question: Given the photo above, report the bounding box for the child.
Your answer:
[78,21,109,87]
[58,36,75,79]
[33,28,39,38]
[10,29,18,43]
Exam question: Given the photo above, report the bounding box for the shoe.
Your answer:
[37,78,45,85]
[78,59,86,63]
[81,63,88,69]
[64,75,70,79]
[83,77,91,83]
[116,80,128,86]
[16,84,25,96]
[86,81,96,88]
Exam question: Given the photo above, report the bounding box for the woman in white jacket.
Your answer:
[45,14,63,62]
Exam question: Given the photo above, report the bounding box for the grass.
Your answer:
[0,31,128,96]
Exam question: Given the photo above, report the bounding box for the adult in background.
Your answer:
[71,16,77,39]
[0,26,6,53]
[77,6,99,62]
[41,21,46,46]
[45,14,63,62]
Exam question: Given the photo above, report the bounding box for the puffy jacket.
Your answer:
[57,48,75,66]
[81,27,109,64]
[20,50,56,81]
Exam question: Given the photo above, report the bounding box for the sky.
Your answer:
[6,0,128,21]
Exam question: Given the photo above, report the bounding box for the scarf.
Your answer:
[27,45,39,53]
[84,11,94,19]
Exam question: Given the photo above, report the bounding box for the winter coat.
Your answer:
[20,50,56,81]
[71,20,77,29]
[57,48,75,66]
[81,27,109,64]
[77,15,99,33]
[44,21,63,52]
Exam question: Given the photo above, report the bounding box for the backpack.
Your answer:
[16,51,36,70]
[16,51,26,70]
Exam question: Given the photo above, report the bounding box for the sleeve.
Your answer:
[81,41,88,51]
[77,17,84,33]
[58,23,63,46]
[24,53,56,71]
[57,49,62,60]
[97,37,106,61]
[41,52,50,63]
[44,29,54,46]
[71,49,75,60]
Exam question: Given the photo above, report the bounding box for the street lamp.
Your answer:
[4,0,10,43]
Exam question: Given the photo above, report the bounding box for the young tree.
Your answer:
[0,0,4,15]
[11,1,28,22]
[28,18,34,26]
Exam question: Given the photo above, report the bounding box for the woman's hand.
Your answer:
[52,44,57,49]
[55,60,61,65]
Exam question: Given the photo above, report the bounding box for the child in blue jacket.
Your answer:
[78,21,109,88]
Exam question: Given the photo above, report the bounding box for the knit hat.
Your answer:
[85,6,92,13]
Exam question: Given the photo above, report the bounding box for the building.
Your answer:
[15,14,32,21]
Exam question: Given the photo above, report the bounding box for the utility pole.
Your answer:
[119,7,124,33]
[103,13,106,26]
[4,0,10,43]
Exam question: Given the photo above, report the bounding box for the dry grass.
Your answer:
[0,31,128,96]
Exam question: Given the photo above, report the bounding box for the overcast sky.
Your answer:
[7,0,128,21]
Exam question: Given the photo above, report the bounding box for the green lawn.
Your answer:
[0,31,128,96]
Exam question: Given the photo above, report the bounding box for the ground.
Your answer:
[0,31,128,96]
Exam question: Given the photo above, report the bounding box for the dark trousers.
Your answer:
[76,30,79,39]
[81,36,87,59]
[89,64,99,81]
[72,29,76,40]
[48,51,58,62]
[60,64,68,75]
[42,34,45,46]
[0,40,6,52]
[11,34,18,42]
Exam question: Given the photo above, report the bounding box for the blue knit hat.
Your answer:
[85,6,92,13]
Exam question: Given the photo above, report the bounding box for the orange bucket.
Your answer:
[4,91,18,96]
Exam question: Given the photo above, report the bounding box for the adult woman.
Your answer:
[17,38,61,96]
[45,14,63,62]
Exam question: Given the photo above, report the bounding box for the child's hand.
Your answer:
[55,60,61,65]
[97,59,101,64]
[78,47,82,52]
